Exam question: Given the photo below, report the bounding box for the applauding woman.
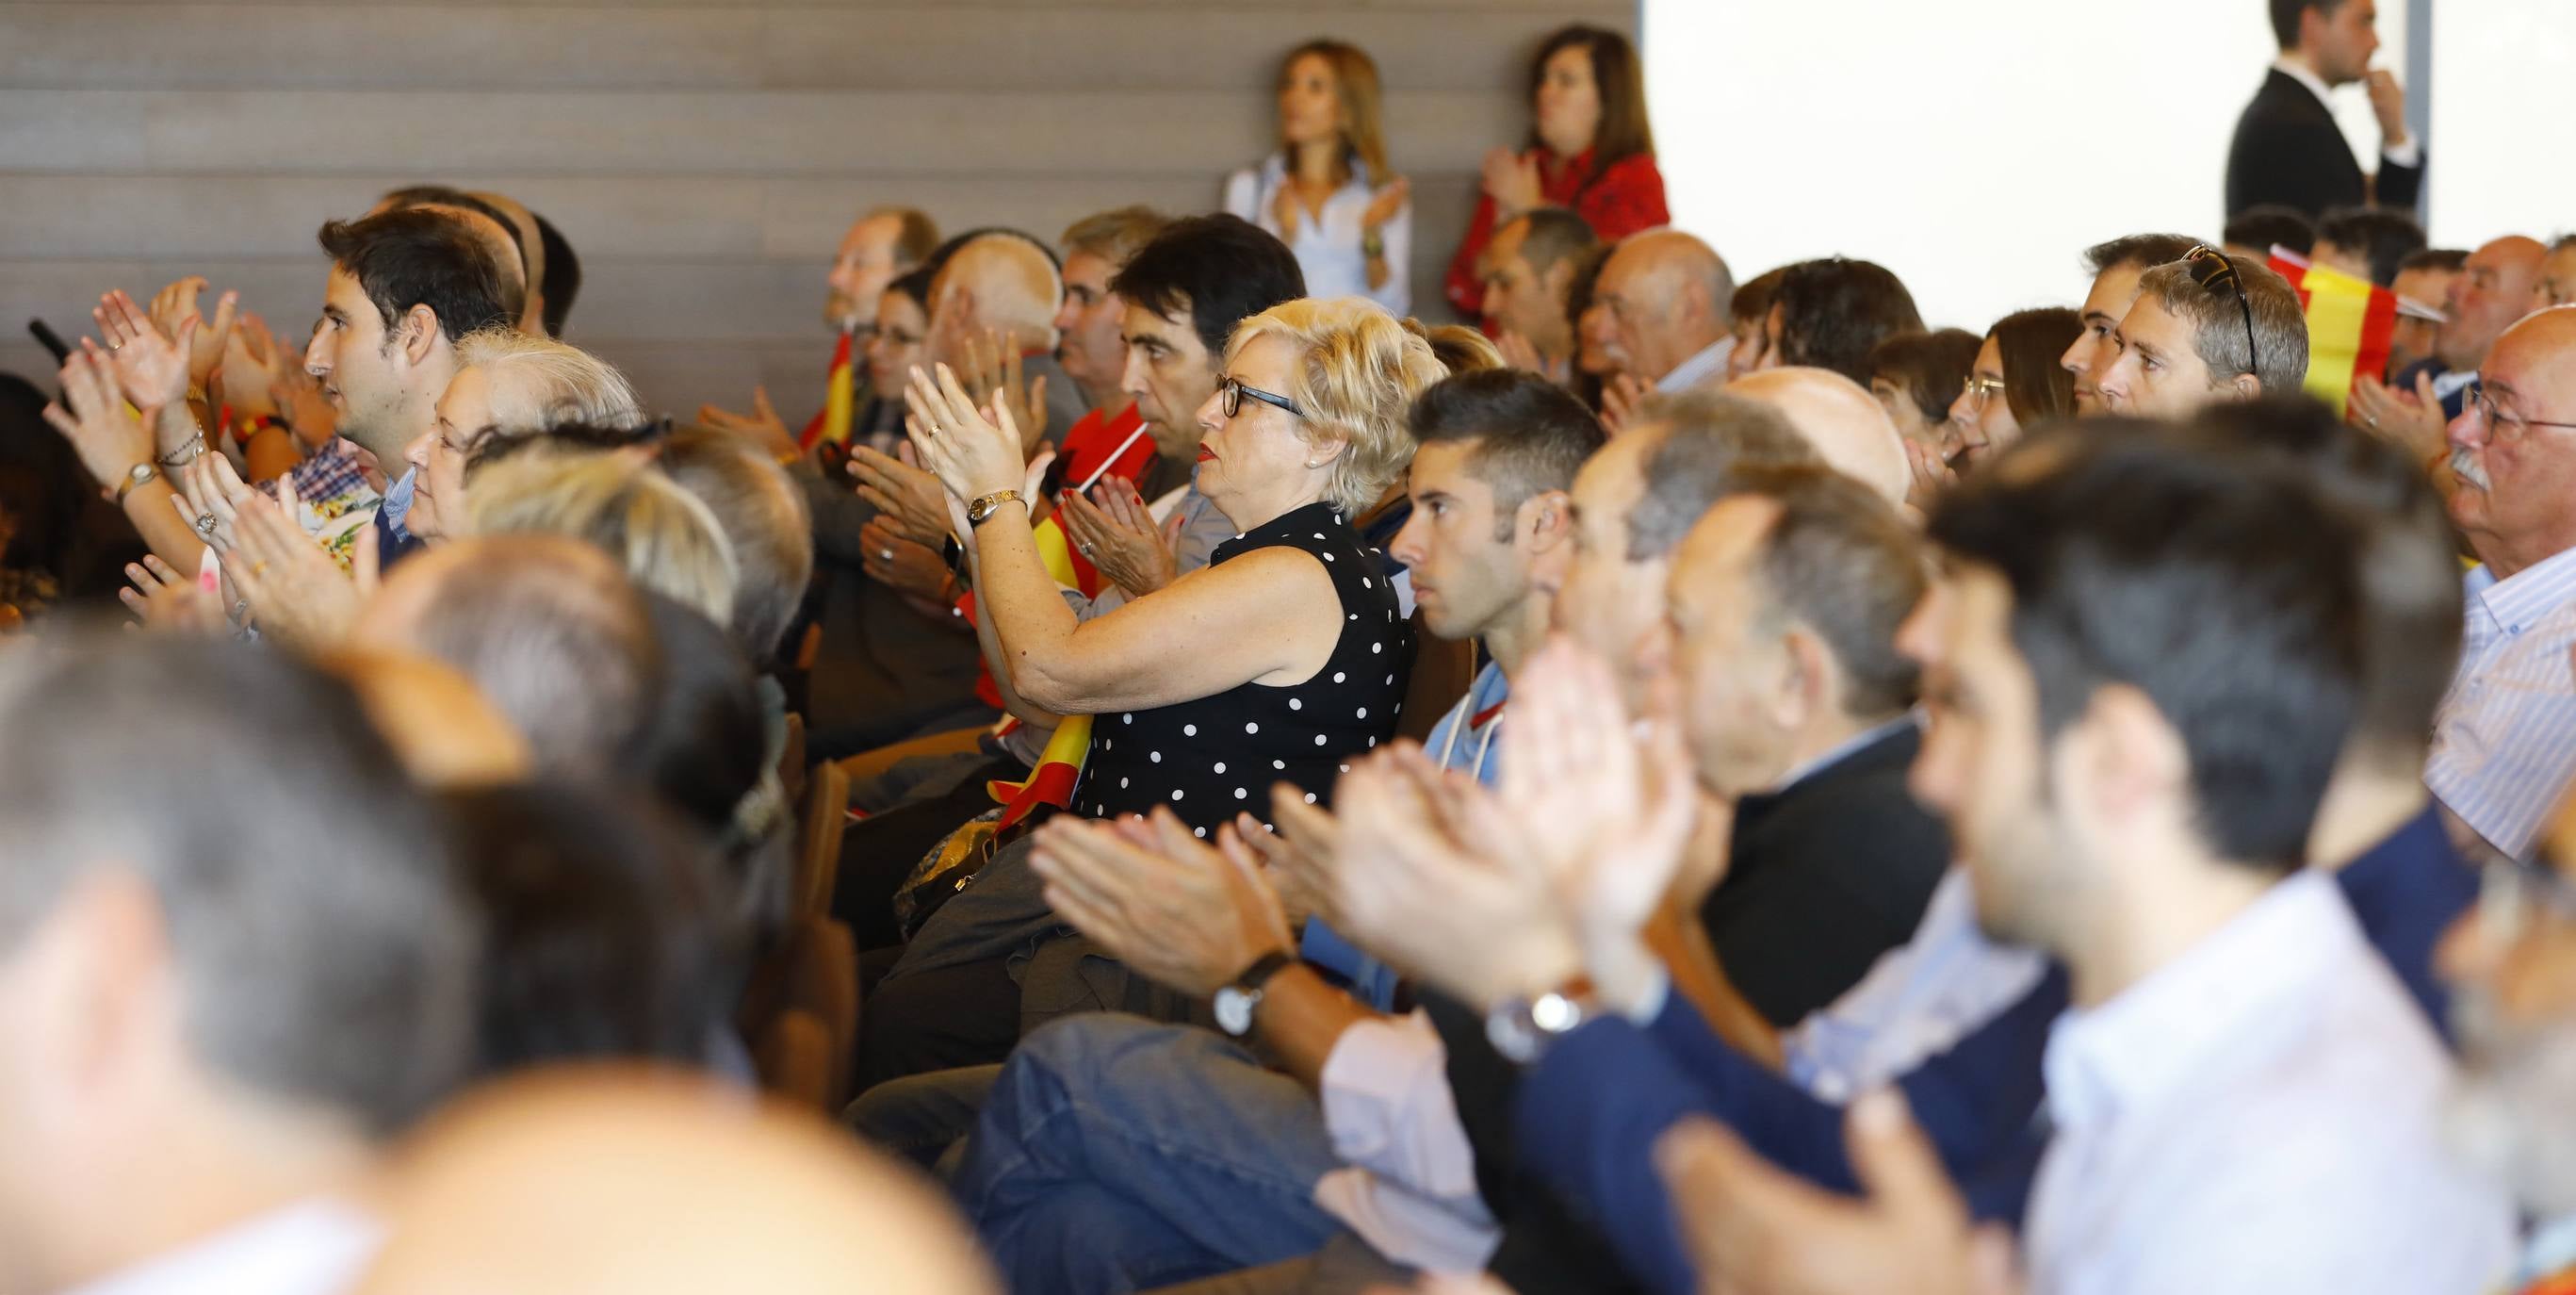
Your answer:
[1446,25,1667,320]
[864,297,1445,1086]
[1225,41,1413,315]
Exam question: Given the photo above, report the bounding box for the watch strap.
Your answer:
[1230,950,1296,994]
[112,463,157,506]
[968,489,1024,526]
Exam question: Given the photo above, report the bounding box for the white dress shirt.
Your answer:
[2023,871,2514,1295]
[1783,865,2048,1101]
[1653,336,1736,393]
[2427,544,2576,859]
[1225,156,1410,315]
[68,1199,381,1295]
[1310,1011,1499,1274]
[2272,57,2421,168]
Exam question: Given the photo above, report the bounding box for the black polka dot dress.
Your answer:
[1078,500,1410,838]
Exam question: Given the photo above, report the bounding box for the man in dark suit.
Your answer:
[2225,0,2421,221]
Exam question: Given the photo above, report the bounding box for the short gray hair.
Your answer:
[465,450,741,631]
[1060,206,1171,271]
[1623,389,1822,561]
[454,328,643,447]
[2135,254,2311,393]
[657,428,815,659]
[0,630,477,1136]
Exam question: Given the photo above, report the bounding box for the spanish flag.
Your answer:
[977,526,1093,828]
[797,326,858,451]
[2267,253,2398,418]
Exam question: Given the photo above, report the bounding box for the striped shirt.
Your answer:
[2427,546,2576,860]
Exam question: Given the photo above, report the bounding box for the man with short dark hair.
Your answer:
[2092,250,2310,416]
[0,631,475,1295]
[2313,204,2428,286]
[1761,258,1924,388]
[2225,0,2422,221]
[2063,233,2204,411]
[1480,209,1598,377]
[2222,203,2317,261]
[2387,246,2467,376]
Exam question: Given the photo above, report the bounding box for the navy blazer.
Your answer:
[2225,68,2422,221]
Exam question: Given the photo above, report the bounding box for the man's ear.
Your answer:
[399,304,441,368]
[1776,624,1834,731]
[2226,369,2264,401]
[2072,681,2191,827]
[1520,488,1573,553]
[1543,258,1578,310]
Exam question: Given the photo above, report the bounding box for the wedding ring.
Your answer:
[2367,415,2381,430]
[878,547,895,562]
[194,512,218,537]
[252,561,269,578]
[1079,542,1097,556]
[107,341,122,352]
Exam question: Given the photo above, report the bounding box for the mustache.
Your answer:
[2451,448,2492,491]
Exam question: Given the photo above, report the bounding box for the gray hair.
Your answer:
[657,428,816,659]
[0,631,477,1136]
[454,328,643,447]
[465,450,741,631]
[2136,254,2311,394]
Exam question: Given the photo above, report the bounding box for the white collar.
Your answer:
[2272,57,2337,111]
[2042,870,2358,1135]
[1655,336,1736,393]
[1771,711,1919,795]
[67,1198,382,1295]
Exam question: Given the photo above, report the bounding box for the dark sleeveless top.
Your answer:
[1076,500,1410,834]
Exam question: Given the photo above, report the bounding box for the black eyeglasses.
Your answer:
[2184,244,2259,384]
[1221,376,1306,420]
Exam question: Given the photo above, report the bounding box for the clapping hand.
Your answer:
[2348,370,2449,465]
[41,343,155,491]
[858,516,950,604]
[1655,1090,2023,1295]
[228,474,376,648]
[848,441,952,548]
[1361,176,1411,233]
[146,276,237,393]
[218,312,284,422]
[91,288,193,413]
[1326,743,1581,1011]
[1600,371,1652,436]
[960,329,1049,451]
[903,362,1030,504]
[1057,475,1183,597]
[1028,808,1296,998]
[1481,148,1544,220]
[697,385,801,462]
[119,552,227,635]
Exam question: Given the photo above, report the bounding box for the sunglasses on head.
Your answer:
[2184,244,2259,383]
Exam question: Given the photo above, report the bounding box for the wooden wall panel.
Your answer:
[0,0,1633,418]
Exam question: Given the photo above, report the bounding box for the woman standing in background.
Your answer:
[1225,41,1413,315]
[1445,24,1668,321]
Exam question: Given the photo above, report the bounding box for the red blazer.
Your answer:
[1445,148,1670,319]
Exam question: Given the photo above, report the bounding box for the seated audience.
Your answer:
[1226,41,1412,314]
[2388,246,2470,378]
[1759,257,1925,387]
[1563,243,1622,410]
[2090,246,2308,416]
[325,648,533,786]
[1481,208,1599,379]
[1446,24,1668,320]
[2313,204,2429,286]
[1724,266,1790,382]
[0,631,475,1295]
[466,446,741,630]
[861,296,1444,1090]
[359,1070,998,1295]
[2429,306,2576,861]
[2221,202,2317,261]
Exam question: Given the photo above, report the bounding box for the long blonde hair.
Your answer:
[1278,41,1393,189]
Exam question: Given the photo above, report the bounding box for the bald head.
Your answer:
[350,534,661,776]
[929,233,1065,367]
[2443,236,2551,371]
[1595,229,1736,385]
[359,1070,998,1295]
[2448,305,2576,577]
[1726,367,1912,508]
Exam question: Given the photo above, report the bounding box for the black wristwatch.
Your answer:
[1213,950,1297,1038]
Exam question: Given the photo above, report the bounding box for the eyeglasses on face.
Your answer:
[1221,376,1306,420]
[1962,375,2008,409]
[2184,244,2259,383]
[2469,382,2576,442]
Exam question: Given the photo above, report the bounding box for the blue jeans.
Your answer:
[954,1014,1345,1295]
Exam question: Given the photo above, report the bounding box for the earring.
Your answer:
[1304,460,1320,469]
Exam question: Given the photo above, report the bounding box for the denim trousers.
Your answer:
[953,1013,1347,1295]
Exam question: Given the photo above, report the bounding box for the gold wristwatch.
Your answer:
[967,489,1024,527]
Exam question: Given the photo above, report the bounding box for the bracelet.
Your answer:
[157,433,207,467]
[1361,231,1386,259]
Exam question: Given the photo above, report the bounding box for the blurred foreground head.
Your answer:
[359,1068,999,1295]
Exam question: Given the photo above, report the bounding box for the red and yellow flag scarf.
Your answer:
[797,326,858,451]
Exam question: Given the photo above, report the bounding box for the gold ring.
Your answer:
[252,561,269,578]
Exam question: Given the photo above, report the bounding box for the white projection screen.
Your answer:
[1641,0,2414,333]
